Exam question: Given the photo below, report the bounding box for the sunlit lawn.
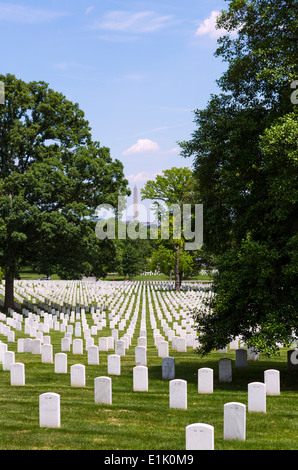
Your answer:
[0,315,297,450]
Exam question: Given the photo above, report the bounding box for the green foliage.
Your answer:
[181,1,298,355]
[149,244,194,278]
[215,0,297,105]
[120,238,151,280]
[0,74,130,306]
[141,167,196,290]
[140,167,194,205]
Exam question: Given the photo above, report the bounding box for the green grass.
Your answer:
[19,267,61,281]
[0,286,296,450]
[103,274,212,282]
[0,336,297,450]
[19,269,212,282]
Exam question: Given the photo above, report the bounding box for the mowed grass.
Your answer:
[0,300,297,450]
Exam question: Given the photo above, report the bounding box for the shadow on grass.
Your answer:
[148,360,298,392]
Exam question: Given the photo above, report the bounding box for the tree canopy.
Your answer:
[0,74,130,308]
[180,0,298,356]
[141,167,199,290]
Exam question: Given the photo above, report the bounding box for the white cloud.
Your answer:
[85,6,94,15]
[122,139,160,156]
[91,10,174,34]
[0,2,68,23]
[195,10,229,39]
[126,171,163,184]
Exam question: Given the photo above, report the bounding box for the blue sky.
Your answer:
[1,0,231,218]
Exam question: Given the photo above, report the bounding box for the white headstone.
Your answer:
[177,337,186,352]
[87,345,99,365]
[94,376,112,404]
[17,339,24,353]
[98,337,108,351]
[115,340,125,357]
[71,364,86,387]
[224,402,246,441]
[133,366,148,392]
[186,423,214,450]
[75,324,81,336]
[41,344,53,363]
[31,339,42,355]
[39,393,60,428]
[108,354,121,376]
[43,336,51,345]
[111,329,119,341]
[24,338,33,353]
[73,339,83,355]
[264,369,280,396]
[10,362,25,386]
[198,368,213,394]
[248,382,266,413]
[138,336,147,348]
[61,337,71,352]
[248,347,259,361]
[169,379,187,409]
[135,346,147,365]
[54,353,67,374]
[229,338,239,350]
[158,341,169,358]
[3,351,15,370]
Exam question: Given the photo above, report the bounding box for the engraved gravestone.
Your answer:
[39,393,60,428]
[135,346,147,365]
[169,379,187,409]
[186,423,214,450]
[235,349,247,368]
[71,364,85,387]
[133,366,148,392]
[218,358,232,382]
[264,369,280,396]
[54,353,67,374]
[248,382,266,412]
[224,402,246,441]
[10,362,25,386]
[108,354,121,375]
[198,368,213,394]
[94,377,112,404]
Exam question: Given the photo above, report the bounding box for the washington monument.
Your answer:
[133,185,139,220]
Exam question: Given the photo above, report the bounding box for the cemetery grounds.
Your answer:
[0,279,297,451]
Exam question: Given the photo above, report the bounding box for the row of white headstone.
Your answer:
[37,385,269,450]
[37,389,241,449]
[0,280,293,451]
[2,339,281,399]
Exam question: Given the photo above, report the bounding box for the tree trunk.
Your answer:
[174,246,180,292]
[4,272,15,311]
[179,270,183,288]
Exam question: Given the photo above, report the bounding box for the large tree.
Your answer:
[0,74,129,309]
[141,167,198,291]
[180,0,298,355]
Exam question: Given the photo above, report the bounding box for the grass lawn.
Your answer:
[0,303,297,450]
[18,267,213,282]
